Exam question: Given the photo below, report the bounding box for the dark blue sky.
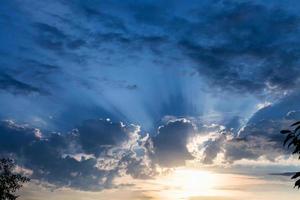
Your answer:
[1,0,300,194]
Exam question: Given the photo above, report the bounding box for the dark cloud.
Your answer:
[67,39,86,50]
[34,22,87,52]
[177,1,300,94]
[269,172,296,176]
[56,0,300,95]
[0,120,39,154]
[92,32,131,46]
[228,92,300,163]
[223,135,283,163]
[24,59,59,71]
[77,119,130,155]
[194,119,290,165]
[198,92,300,164]
[188,123,287,165]
[225,92,300,162]
[129,1,173,27]
[0,73,48,95]
[34,22,67,51]
[34,23,67,40]
[0,119,156,190]
[23,133,110,190]
[201,133,227,164]
[126,84,138,90]
[249,92,300,123]
[152,119,196,167]
[79,4,128,31]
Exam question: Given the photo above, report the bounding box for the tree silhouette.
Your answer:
[0,158,30,200]
[281,121,300,188]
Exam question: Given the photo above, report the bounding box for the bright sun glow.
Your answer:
[114,167,262,200]
[157,168,220,200]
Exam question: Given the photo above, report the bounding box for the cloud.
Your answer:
[75,2,128,32]
[131,2,170,26]
[0,73,48,95]
[76,119,130,155]
[0,96,298,192]
[188,119,289,165]
[34,22,68,51]
[0,120,39,154]
[152,119,196,167]
[269,172,296,176]
[34,22,88,53]
[0,119,156,190]
[177,1,300,94]
[201,132,227,164]
[192,92,300,165]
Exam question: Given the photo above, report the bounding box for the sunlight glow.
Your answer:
[157,168,220,200]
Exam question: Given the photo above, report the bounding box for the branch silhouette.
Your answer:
[0,158,30,200]
[281,121,300,189]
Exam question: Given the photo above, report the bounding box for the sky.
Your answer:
[1,0,300,199]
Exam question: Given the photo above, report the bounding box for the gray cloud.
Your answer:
[177,1,300,94]
[194,119,289,165]
[201,132,227,164]
[0,73,48,95]
[34,22,67,51]
[152,119,196,167]
[34,22,89,53]
[0,119,156,190]
[77,119,130,155]
[198,92,300,164]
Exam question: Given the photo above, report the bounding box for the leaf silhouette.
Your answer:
[292,145,300,154]
[295,179,300,189]
[284,133,295,146]
[295,125,300,133]
[292,172,300,179]
[291,121,300,126]
[281,122,300,189]
[281,130,292,134]
[288,138,298,148]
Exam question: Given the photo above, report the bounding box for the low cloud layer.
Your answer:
[0,119,156,190]
[0,95,299,190]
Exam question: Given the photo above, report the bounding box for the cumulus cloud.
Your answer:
[152,119,196,167]
[191,92,300,165]
[0,102,298,191]
[76,119,131,155]
[0,119,156,190]
[186,119,290,165]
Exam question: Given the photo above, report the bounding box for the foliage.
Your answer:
[281,121,300,189]
[0,158,30,200]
